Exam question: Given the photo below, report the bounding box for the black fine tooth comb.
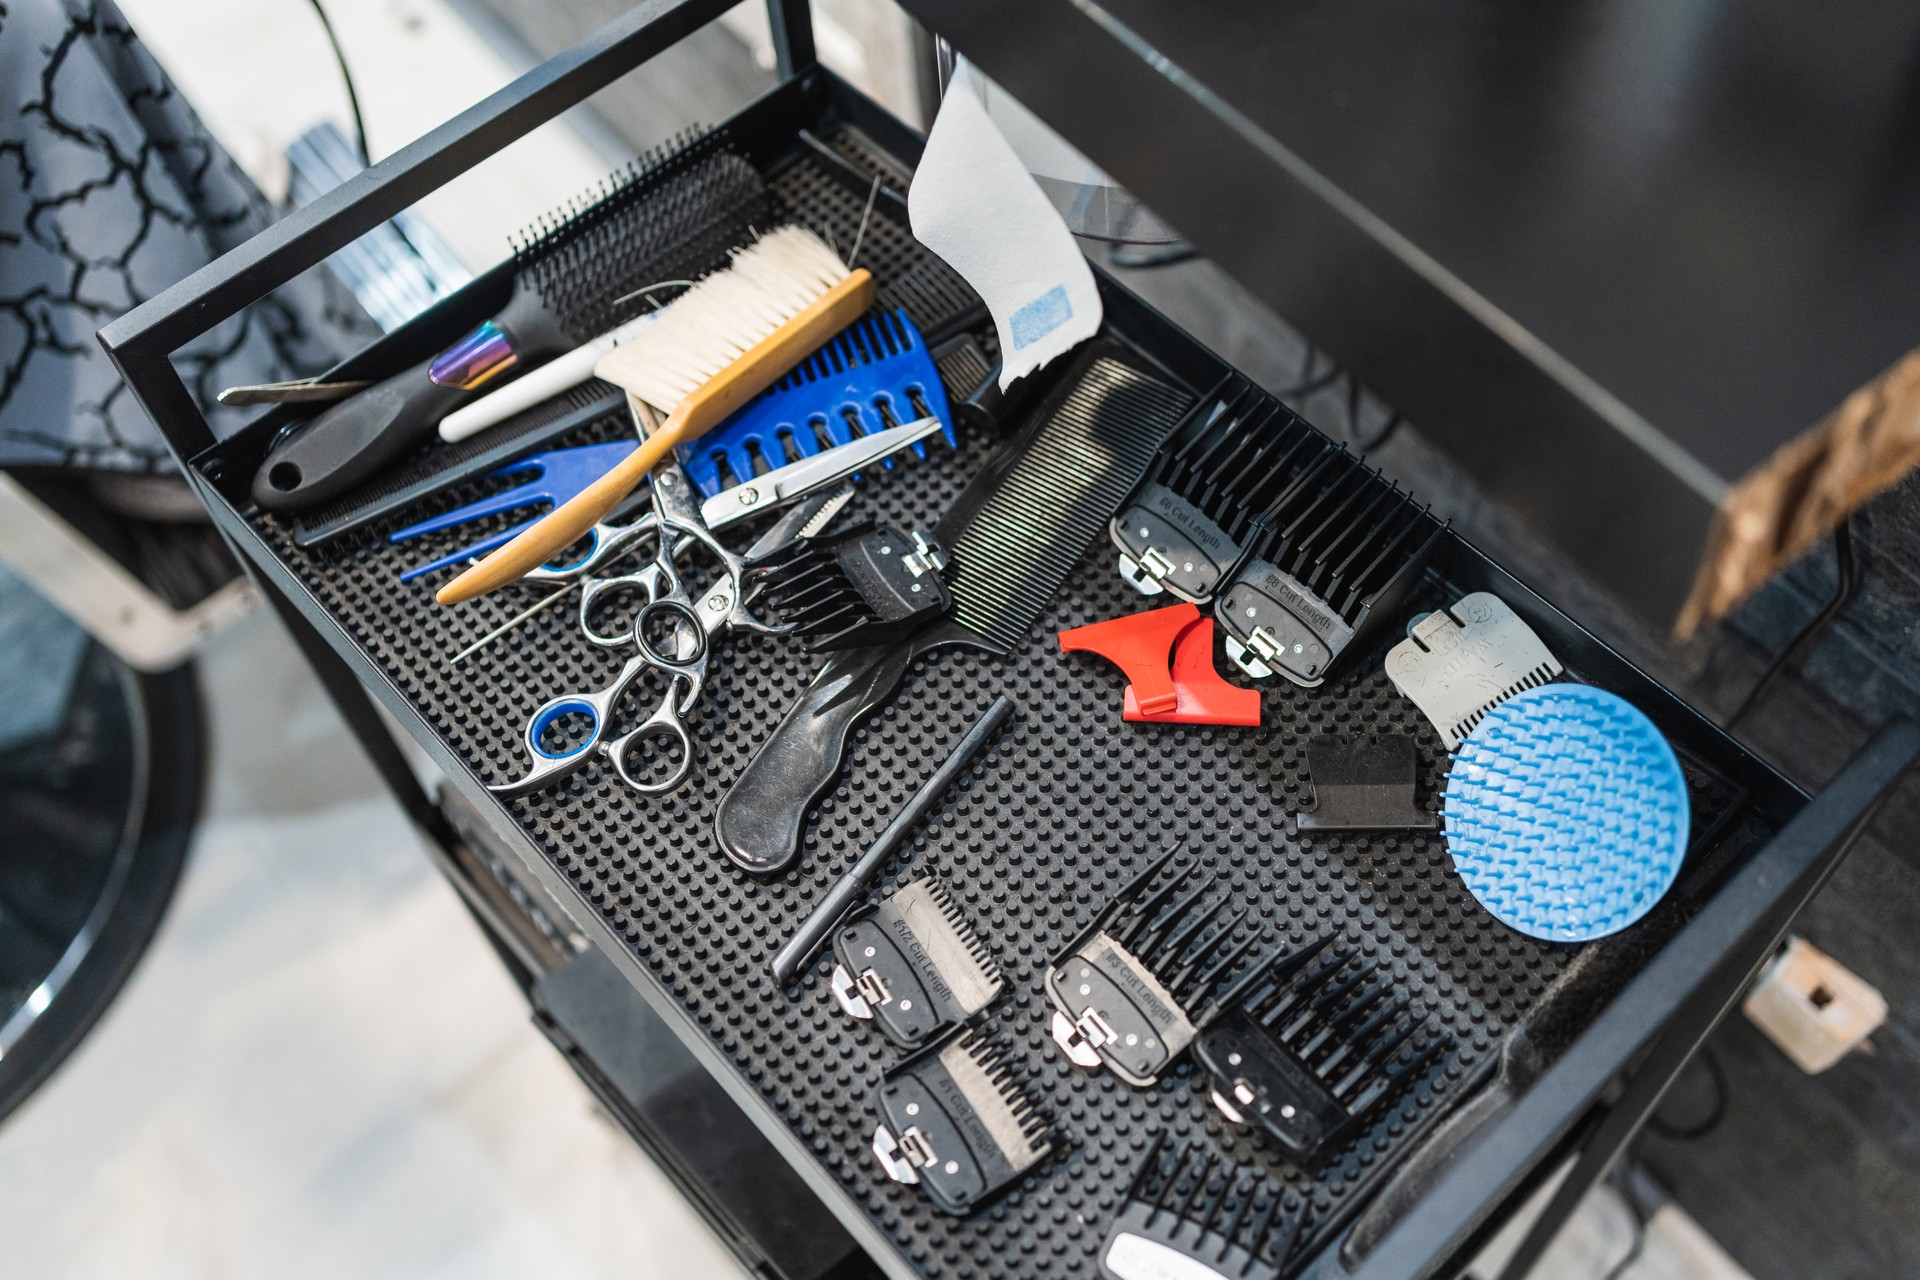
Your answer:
[1098,1136,1304,1280]
[1045,845,1281,1087]
[1193,939,1452,1163]
[831,876,1004,1049]
[1108,373,1447,688]
[715,342,1196,875]
[254,130,769,514]
[872,1026,1056,1215]
[750,519,953,651]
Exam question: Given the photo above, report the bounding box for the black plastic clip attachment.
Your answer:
[750,519,951,651]
[1045,846,1277,1087]
[831,876,1004,1049]
[872,1027,1056,1215]
[1108,375,1445,688]
[1296,734,1438,832]
[1193,937,1451,1162]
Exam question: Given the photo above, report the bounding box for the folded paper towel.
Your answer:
[908,76,1102,389]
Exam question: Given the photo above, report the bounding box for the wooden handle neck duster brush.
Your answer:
[436,226,874,605]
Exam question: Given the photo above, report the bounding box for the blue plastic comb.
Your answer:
[393,440,637,580]
[1441,683,1689,943]
[675,308,955,497]
[394,309,955,580]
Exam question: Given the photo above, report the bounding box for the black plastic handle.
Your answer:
[252,358,468,511]
[714,641,919,875]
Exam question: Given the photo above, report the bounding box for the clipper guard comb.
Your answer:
[1194,938,1451,1162]
[873,1026,1056,1215]
[1046,846,1280,1087]
[832,876,1004,1049]
[1099,1135,1304,1280]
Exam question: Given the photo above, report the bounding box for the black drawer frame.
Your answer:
[100,3,1920,1277]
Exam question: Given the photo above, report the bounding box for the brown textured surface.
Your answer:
[1680,346,1920,636]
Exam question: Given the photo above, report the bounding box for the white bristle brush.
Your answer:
[437,226,872,605]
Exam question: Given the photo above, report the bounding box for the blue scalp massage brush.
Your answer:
[1441,683,1690,943]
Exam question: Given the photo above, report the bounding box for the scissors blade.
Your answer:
[688,485,855,629]
[699,417,946,531]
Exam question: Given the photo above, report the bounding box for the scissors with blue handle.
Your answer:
[573,416,947,647]
[487,469,829,799]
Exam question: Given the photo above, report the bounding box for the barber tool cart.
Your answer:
[101,4,1919,1279]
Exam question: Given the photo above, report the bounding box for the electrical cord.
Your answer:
[1728,520,1857,728]
[1600,1195,1649,1280]
[1644,1045,1728,1142]
[304,0,370,167]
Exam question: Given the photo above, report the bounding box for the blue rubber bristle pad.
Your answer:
[1441,684,1689,943]
[675,308,956,498]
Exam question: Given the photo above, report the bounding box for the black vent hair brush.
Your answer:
[252,129,769,513]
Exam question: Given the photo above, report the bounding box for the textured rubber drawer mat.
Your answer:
[242,136,1758,1277]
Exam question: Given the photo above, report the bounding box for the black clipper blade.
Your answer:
[751,519,952,651]
[872,1027,1055,1215]
[1099,1135,1303,1280]
[1194,939,1451,1162]
[831,876,1005,1049]
[1045,846,1276,1087]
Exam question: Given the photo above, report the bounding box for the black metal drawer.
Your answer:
[100,5,1919,1277]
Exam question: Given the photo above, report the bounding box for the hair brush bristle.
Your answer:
[595,226,852,412]
[513,132,771,342]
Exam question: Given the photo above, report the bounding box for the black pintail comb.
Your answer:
[1194,938,1451,1162]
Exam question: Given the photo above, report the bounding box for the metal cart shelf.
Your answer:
[100,4,1919,1278]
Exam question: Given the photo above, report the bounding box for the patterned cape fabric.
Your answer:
[0,0,372,472]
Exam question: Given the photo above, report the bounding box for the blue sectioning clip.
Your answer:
[675,309,955,498]
[392,439,637,581]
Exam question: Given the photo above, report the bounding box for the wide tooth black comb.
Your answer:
[1099,1137,1303,1280]
[1045,847,1282,1087]
[715,345,1195,875]
[1194,939,1454,1163]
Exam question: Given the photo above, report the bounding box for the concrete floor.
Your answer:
[0,610,742,1280]
[0,0,1759,1275]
